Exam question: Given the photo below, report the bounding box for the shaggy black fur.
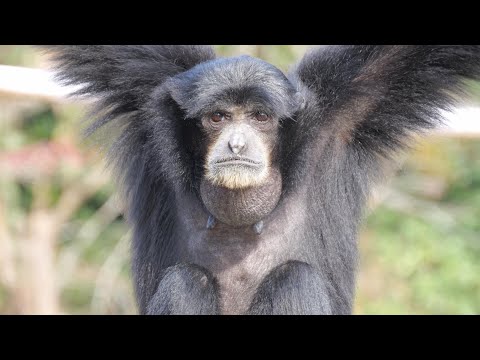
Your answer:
[44,45,480,315]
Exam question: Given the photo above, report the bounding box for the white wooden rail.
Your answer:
[0,64,81,101]
[1,65,479,137]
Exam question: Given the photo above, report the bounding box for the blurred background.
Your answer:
[0,45,479,315]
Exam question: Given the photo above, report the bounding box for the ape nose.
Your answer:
[228,133,246,155]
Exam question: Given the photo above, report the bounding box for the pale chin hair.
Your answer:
[205,165,269,190]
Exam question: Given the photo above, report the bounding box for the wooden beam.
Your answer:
[0,65,479,137]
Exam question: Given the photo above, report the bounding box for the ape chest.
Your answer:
[176,189,309,313]
[187,231,293,314]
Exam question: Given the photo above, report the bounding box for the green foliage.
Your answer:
[16,182,33,212]
[61,282,95,313]
[466,79,480,102]
[73,185,114,221]
[21,107,57,142]
[364,206,480,314]
[0,45,40,67]
[358,138,480,314]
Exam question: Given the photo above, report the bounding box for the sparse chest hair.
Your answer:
[176,187,309,314]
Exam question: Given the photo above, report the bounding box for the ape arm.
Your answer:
[43,45,216,135]
[147,264,220,315]
[247,261,332,315]
[43,46,219,313]
[291,45,480,159]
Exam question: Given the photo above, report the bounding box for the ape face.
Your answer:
[198,105,283,227]
[166,55,300,227]
[201,105,279,190]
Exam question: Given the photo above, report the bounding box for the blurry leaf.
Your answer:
[21,107,57,141]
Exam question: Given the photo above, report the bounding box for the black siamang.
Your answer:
[45,45,480,314]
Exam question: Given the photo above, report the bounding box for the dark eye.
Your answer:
[211,112,225,123]
[254,112,270,122]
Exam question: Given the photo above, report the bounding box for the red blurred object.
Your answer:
[0,141,85,179]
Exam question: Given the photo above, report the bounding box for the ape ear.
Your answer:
[293,90,307,112]
[165,74,195,114]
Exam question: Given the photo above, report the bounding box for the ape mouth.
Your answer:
[215,157,262,167]
[206,157,268,190]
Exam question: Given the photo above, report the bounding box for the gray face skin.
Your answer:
[199,106,282,228]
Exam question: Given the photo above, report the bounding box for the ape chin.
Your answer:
[45,45,480,315]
